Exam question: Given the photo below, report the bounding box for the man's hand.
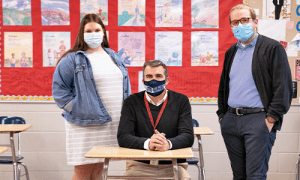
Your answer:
[265,116,275,132]
[149,130,169,151]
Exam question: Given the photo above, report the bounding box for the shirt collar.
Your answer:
[236,34,259,49]
[145,90,168,106]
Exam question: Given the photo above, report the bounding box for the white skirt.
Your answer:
[65,120,119,166]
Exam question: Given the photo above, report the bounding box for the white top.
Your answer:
[87,52,123,119]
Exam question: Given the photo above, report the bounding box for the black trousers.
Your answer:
[274,5,283,20]
[273,0,284,20]
[220,111,276,180]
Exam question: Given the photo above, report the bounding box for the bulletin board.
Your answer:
[248,0,300,104]
[0,0,242,102]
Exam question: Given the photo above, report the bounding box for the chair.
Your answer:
[186,119,201,180]
[0,116,30,180]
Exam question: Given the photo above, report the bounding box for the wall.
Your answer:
[0,102,299,180]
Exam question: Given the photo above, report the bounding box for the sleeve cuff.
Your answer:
[167,140,172,149]
[144,139,172,150]
[144,139,151,150]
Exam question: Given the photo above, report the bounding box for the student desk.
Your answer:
[0,124,32,180]
[0,147,9,155]
[193,127,214,180]
[85,146,194,180]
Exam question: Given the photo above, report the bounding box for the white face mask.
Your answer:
[84,32,103,48]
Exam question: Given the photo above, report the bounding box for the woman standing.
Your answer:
[52,14,131,180]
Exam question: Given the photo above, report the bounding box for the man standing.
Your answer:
[273,0,284,20]
[118,60,194,179]
[217,4,292,180]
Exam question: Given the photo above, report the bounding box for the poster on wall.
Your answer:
[138,71,145,92]
[191,0,218,28]
[118,0,145,26]
[155,0,183,27]
[41,0,70,25]
[80,0,108,25]
[191,31,218,66]
[4,32,33,68]
[288,33,300,51]
[296,59,300,80]
[43,32,71,67]
[2,0,32,25]
[155,31,182,66]
[118,32,145,66]
[292,81,297,99]
[263,0,291,20]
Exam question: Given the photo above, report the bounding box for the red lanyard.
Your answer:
[144,92,168,132]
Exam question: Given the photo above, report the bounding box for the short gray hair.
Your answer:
[143,60,168,79]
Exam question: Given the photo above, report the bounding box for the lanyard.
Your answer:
[144,92,168,132]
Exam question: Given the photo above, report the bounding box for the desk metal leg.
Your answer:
[172,159,178,180]
[10,132,19,180]
[197,135,205,180]
[102,158,110,180]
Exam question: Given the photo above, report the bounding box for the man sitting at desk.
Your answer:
[117,60,194,179]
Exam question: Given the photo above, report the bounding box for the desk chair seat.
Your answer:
[0,156,24,164]
[186,157,199,165]
[0,116,30,180]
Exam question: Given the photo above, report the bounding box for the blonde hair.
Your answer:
[229,4,257,23]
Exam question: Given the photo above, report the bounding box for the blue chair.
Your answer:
[187,119,201,180]
[0,116,30,180]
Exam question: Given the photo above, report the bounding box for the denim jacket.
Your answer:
[52,47,131,126]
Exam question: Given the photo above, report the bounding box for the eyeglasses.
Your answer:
[230,17,251,27]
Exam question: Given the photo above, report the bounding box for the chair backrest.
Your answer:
[0,116,8,124]
[2,117,26,125]
[192,119,199,127]
[0,116,26,155]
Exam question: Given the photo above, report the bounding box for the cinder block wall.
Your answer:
[0,102,299,180]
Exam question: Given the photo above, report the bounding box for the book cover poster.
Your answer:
[43,32,71,67]
[191,31,218,66]
[118,0,145,26]
[292,81,297,99]
[155,31,182,66]
[155,0,183,27]
[41,0,70,25]
[80,0,108,25]
[2,0,31,25]
[296,59,300,80]
[192,0,218,28]
[263,0,291,20]
[4,32,33,68]
[118,32,145,66]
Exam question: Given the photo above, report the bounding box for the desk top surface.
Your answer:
[194,127,214,135]
[0,124,32,132]
[0,147,9,154]
[85,147,194,159]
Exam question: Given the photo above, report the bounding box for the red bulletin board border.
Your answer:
[0,0,241,102]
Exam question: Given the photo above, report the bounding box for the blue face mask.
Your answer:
[84,32,103,48]
[232,23,254,41]
[144,79,166,97]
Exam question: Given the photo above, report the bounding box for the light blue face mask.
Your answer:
[232,23,254,41]
[84,32,103,48]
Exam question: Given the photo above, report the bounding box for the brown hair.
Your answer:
[143,60,168,79]
[229,4,257,23]
[56,13,109,65]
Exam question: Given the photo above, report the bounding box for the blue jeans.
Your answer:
[220,111,276,180]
